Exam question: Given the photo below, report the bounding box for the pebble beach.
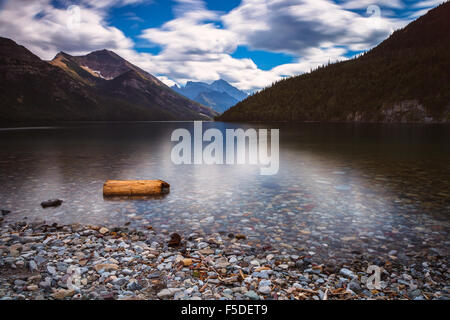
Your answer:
[0,216,448,300]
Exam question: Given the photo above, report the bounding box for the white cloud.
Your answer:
[411,0,446,8]
[138,0,263,89]
[157,75,177,87]
[136,0,371,91]
[223,0,407,56]
[77,0,150,9]
[0,0,136,59]
[407,0,446,17]
[272,47,348,75]
[340,0,404,10]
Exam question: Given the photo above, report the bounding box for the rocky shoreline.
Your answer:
[0,218,448,300]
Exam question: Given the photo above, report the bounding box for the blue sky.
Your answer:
[0,0,445,91]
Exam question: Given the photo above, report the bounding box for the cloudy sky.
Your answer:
[0,0,444,91]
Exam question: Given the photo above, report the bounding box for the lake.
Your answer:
[0,122,449,265]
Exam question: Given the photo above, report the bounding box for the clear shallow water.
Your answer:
[0,122,449,262]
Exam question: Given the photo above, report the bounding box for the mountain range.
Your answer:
[172,80,247,113]
[1,3,448,124]
[218,2,450,123]
[0,38,217,122]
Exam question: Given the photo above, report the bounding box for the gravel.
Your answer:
[0,220,448,300]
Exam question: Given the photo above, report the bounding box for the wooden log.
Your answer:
[103,180,170,197]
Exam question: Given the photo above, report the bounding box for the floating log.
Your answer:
[103,180,170,197]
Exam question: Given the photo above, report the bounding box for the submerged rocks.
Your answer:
[182,259,193,267]
[157,289,174,299]
[0,220,448,301]
[29,260,38,272]
[340,268,355,278]
[258,279,272,295]
[52,289,75,300]
[168,233,181,247]
[99,227,109,235]
[245,290,260,300]
[348,280,362,294]
[127,280,142,291]
[94,263,119,272]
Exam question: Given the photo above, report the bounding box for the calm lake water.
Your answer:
[0,122,449,262]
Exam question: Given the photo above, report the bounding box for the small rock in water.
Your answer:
[29,260,38,272]
[245,290,260,300]
[348,281,362,294]
[127,281,142,291]
[52,289,75,300]
[47,266,56,275]
[408,289,422,299]
[157,289,174,299]
[340,268,355,278]
[39,280,52,290]
[94,263,119,272]
[27,285,39,291]
[258,286,271,294]
[40,199,63,208]
[258,280,272,295]
[182,259,193,266]
[168,233,182,247]
[99,227,109,235]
